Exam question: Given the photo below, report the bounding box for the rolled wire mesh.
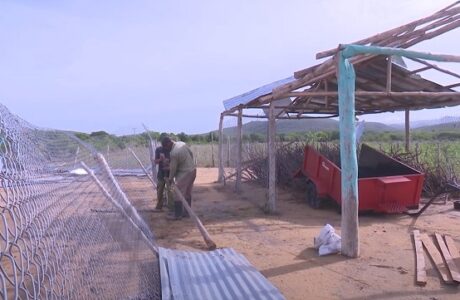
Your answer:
[0,104,160,299]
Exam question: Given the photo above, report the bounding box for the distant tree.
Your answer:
[177,132,190,142]
[75,132,90,141]
[90,131,110,137]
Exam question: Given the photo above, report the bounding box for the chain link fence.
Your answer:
[0,104,161,299]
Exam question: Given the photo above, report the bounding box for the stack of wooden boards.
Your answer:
[412,230,460,286]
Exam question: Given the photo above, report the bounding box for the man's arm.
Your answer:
[154,148,162,164]
[168,151,178,182]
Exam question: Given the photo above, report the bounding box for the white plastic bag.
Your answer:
[314,224,341,256]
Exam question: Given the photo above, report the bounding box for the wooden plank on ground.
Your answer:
[420,233,454,284]
[444,235,460,279]
[435,233,460,283]
[412,230,427,286]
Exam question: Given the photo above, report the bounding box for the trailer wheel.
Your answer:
[306,181,321,209]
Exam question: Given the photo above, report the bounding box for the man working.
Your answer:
[153,143,171,211]
[161,136,196,220]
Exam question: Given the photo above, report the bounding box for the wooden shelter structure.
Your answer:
[218,2,460,257]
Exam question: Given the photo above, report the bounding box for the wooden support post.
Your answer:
[226,136,231,167]
[405,109,410,152]
[218,114,225,182]
[386,56,392,92]
[338,51,360,258]
[235,108,243,192]
[266,101,276,213]
[211,132,215,167]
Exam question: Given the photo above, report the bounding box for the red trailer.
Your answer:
[297,144,424,213]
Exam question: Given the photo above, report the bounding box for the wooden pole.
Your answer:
[266,101,276,213]
[285,91,460,98]
[386,56,392,92]
[218,114,225,182]
[338,51,360,258]
[405,109,410,151]
[81,161,158,254]
[129,148,156,187]
[235,108,243,192]
[226,135,231,168]
[170,183,217,250]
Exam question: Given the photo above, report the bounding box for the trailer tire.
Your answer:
[306,181,321,209]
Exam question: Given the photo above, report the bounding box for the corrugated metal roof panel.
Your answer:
[159,247,285,300]
[223,77,296,110]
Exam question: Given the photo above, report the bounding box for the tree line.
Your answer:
[74,129,460,151]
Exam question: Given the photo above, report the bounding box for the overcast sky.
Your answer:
[1,0,459,135]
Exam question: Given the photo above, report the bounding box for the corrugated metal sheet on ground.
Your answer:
[223,76,295,110]
[159,247,285,300]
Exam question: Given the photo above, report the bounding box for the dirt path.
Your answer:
[119,168,460,300]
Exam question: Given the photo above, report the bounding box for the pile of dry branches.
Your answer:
[383,143,458,197]
[244,141,458,197]
[245,141,306,189]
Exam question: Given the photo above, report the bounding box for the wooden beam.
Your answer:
[412,230,427,286]
[420,233,454,284]
[341,44,460,63]
[235,107,243,192]
[285,91,460,98]
[444,235,460,269]
[407,65,432,75]
[315,3,460,59]
[407,57,460,80]
[405,109,410,151]
[218,114,225,183]
[445,82,460,89]
[435,233,460,283]
[266,101,276,213]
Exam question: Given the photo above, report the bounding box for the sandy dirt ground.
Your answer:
[118,168,460,300]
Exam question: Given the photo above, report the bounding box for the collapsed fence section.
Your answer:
[0,104,161,299]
